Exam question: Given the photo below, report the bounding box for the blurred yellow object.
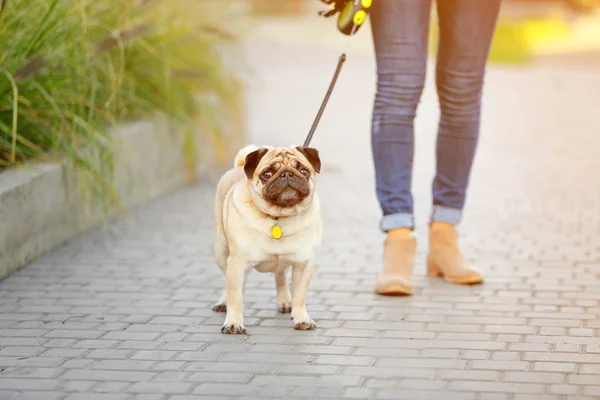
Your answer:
[429,15,575,64]
[490,17,572,63]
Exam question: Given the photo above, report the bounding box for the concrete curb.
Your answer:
[0,112,245,280]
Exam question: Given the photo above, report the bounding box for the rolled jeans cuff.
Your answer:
[380,212,414,232]
[431,205,463,225]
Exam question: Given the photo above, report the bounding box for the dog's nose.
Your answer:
[281,171,292,179]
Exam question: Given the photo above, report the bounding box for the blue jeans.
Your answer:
[370,0,502,231]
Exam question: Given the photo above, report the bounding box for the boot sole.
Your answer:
[427,260,484,285]
[375,282,413,296]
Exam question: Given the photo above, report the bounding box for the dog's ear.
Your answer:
[295,146,321,174]
[244,148,268,179]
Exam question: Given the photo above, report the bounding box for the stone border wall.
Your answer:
[0,107,246,279]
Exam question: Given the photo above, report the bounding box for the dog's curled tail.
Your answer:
[233,145,260,168]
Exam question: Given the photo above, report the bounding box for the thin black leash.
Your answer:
[302,52,347,148]
[302,0,366,148]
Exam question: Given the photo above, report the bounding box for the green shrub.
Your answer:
[0,0,241,214]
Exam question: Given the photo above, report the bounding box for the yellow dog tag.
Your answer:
[271,224,283,240]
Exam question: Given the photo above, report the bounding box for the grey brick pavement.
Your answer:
[2,41,600,399]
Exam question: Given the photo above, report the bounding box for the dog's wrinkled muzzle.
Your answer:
[264,168,310,198]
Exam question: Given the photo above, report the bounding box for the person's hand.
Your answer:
[318,0,346,18]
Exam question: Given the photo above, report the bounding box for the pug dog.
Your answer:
[212,144,323,334]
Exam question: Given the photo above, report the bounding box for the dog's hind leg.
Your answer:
[212,241,229,313]
[221,254,248,334]
[213,169,232,313]
[275,268,292,313]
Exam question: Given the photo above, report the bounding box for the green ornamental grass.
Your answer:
[0,0,240,215]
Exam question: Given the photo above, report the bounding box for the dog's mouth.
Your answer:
[263,170,310,207]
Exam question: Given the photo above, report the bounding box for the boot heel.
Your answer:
[427,257,443,277]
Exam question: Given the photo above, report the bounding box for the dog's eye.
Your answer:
[300,167,310,177]
[261,171,272,180]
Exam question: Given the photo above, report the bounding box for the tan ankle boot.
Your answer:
[375,234,416,295]
[426,224,483,285]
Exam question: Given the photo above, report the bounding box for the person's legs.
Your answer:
[432,0,501,223]
[370,0,432,295]
[371,0,432,232]
[428,0,502,284]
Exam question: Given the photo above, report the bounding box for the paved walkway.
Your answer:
[2,38,600,399]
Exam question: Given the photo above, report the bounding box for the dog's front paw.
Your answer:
[221,323,247,335]
[278,303,292,314]
[292,309,316,330]
[294,318,317,330]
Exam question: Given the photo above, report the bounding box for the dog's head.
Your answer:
[243,145,321,213]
